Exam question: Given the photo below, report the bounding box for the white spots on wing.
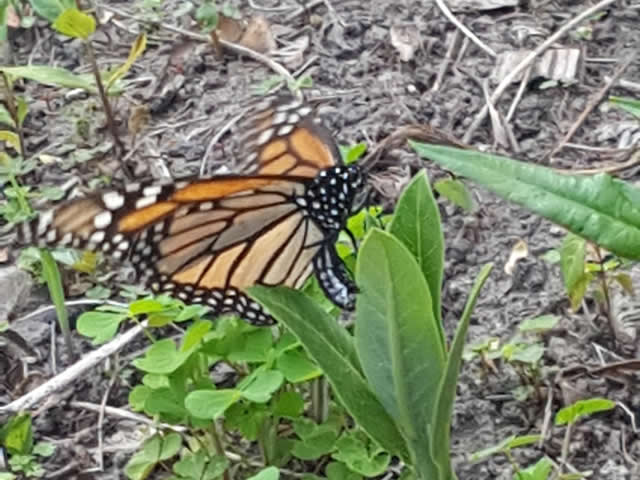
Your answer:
[199,202,213,211]
[102,191,125,210]
[136,195,156,209]
[94,211,112,229]
[272,112,288,125]
[125,183,141,193]
[297,106,312,117]
[143,185,162,197]
[90,231,105,244]
[117,240,130,251]
[276,99,302,111]
[60,233,73,246]
[46,230,57,243]
[288,113,300,124]
[257,127,274,146]
[277,125,294,136]
[112,233,123,244]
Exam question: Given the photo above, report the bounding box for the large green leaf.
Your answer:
[0,66,97,92]
[410,143,640,260]
[354,229,445,477]
[389,169,445,347]
[429,263,493,480]
[248,285,410,461]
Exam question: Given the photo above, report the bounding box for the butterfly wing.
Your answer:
[17,175,332,325]
[239,95,343,177]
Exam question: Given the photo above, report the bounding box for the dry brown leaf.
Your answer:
[217,14,246,43]
[239,16,276,54]
[389,24,420,62]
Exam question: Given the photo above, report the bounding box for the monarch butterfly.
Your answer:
[16,94,365,326]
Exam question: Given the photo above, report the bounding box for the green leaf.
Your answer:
[195,1,218,32]
[29,0,76,22]
[125,433,182,480]
[39,249,70,345]
[555,397,616,426]
[227,328,273,363]
[181,319,212,351]
[519,315,560,333]
[510,343,544,364]
[326,462,362,480]
[355,229,445,443]
[248,286,410,461]
[433,178,473,212]
[276,349,322,383]
[292,421,338,460]
[515,456,553,480]
[610,96,640,119]
[144,387,188,419]
[0,414,33,455]
[0,65,97,92]
[388,170,445,336]
[105,33,147,92]
[430,263,493,478]
[410,143,640,260]
[273,391,304,418]
[185,389,242,419]
[173,450,229,480]
[77,311,127,344]
[0,104,14,128]
[331,433,390,477]
[340,142,367,165]
[133,339,191,374]
[240,369,284,403]
[470,434,540,462]
[560,233,586,292]
[32,442,55,457]
[247,466,280,480]
[53,8,96,39]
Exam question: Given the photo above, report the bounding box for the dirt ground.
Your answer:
[1,0,640,478]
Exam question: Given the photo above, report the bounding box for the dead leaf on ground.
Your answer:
[389,24,420,62]
[505,239,529,275]
[217,14,246,43]
[239,16,277,54]
[492,48,582,84]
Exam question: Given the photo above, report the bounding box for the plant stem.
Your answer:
[211,421,231,480]
[1,73,27,159]
[84,39,131,179]
[594,247,616,342]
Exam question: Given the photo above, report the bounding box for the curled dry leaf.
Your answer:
[217,14,246,43]
[239,16,277,54]
[389,24,420,62]
[504,239,529,275]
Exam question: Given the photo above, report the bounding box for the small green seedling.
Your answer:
[0,413,56,479]
[471,434,542,479]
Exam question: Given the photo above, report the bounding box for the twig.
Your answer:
[506,64,532,122]
[96,363,121,471]
[563,148,640,175]
[200,112,246,176]
[283,0,324,22]
[462,0,617,144]
[549,53,637,160]
[434,0,496,58]
[0,322,145,414]
[604,75,640,93]
[84,40,130,178]
[432,29,461,92]
[13,299,128,325]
